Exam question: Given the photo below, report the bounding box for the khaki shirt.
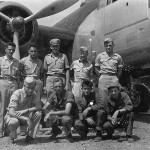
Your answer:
[8,88,41,111]
[19,56,43,78]
[44,53,69,76]
[48,90,78,118]
[95,52,123,75]
[70,59,93,82]
[0,55,19,78]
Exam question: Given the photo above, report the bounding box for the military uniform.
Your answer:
[97,91,133,137]
[19,55,43,99]
[95,51,123,105]
[46,90,78,136]
[0,55,19,134]
[70,59,92,99]
[44,53,69,97]
[5,88,42,139]
[74,90,101,137]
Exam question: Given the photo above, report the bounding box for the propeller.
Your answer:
[25,0,79,23]
[0,0,79,60]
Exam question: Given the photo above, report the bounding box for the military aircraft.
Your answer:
[0,0,150,112]
[71,0,150,113]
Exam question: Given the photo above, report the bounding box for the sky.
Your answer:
[3,0,83,26]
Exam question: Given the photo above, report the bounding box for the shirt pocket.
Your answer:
[57,60,64,69]
[1,64,9,75]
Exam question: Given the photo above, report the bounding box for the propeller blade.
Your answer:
[13,32,20,60]
[0,12,11,22]
[25,0,79,23]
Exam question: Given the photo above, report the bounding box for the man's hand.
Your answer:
[111,110,120,125]
[15,109,28,117]
[43,86,47,94]
[82,107,91,119]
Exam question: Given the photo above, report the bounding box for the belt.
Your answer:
[23,75,40,80]
[0,76,16,81]
[101,73,116,76]
[47,74,65,77]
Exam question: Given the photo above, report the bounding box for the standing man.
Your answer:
[19,43,43,99]
[5,76,42,144]
[0,42,19,137]
[19,43,43,136]
[43,77,78,142]
[95,38,123,105]
[43,38,70,98]
[94,83,134,141]
[70,46,93,99]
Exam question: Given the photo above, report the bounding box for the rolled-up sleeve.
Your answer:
[8,91,20,109]
[95,54,100,67]
[118,55,123,69]
[64,54,69,69]
[122,93,133,112]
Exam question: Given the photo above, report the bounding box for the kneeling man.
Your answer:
[95,83,134,141]
[43,77,78,142]
[5,76,42,144]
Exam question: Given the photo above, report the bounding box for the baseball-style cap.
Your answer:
[108,82,121,90]
[49,38,60,45]
[79,46,88,53]
[104,38,113,45]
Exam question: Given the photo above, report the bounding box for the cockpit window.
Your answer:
[107,0,118,5]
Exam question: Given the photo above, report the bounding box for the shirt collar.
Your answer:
[4,55,16,62]
[27,55,39,62]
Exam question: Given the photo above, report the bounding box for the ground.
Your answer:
[0,114,150,150]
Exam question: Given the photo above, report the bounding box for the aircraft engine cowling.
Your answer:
[0,2,39,58]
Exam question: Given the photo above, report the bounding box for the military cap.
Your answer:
[108,82,121,90]
[79,46,88,53]
[49,38,60,45]
[24,76,36,86]
[104,37,114,45]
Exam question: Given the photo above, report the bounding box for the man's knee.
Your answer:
[86,118,95,126]
[103,121,114,134]
[7,118,19,130]
[61,116,72,125]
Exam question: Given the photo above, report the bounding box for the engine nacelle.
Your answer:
[0,1,39,58]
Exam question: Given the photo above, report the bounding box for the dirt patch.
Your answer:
[0,114,150,150]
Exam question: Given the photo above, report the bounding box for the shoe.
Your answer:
[49,128,62,140]
[107,133,113,140]
[25,135,34,143]
[8,136,14,144]
[20,131,26,136]
[45,130,52,135]
[80,134,87,140]
[66,133,74,143]
[127,135,134,142]
[93,130,102,141]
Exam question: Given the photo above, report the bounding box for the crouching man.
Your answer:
[5,76,42,144]
[74,79,101,139]
[43,77,78,142]
[95,83,134,141]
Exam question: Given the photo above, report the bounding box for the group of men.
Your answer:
[0,37,134,144]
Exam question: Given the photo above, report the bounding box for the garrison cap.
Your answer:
[24,76,36,86]
[104,37,114,45]
[108,82,121,91]
[49,38,60,45]
[79,46,88,53]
